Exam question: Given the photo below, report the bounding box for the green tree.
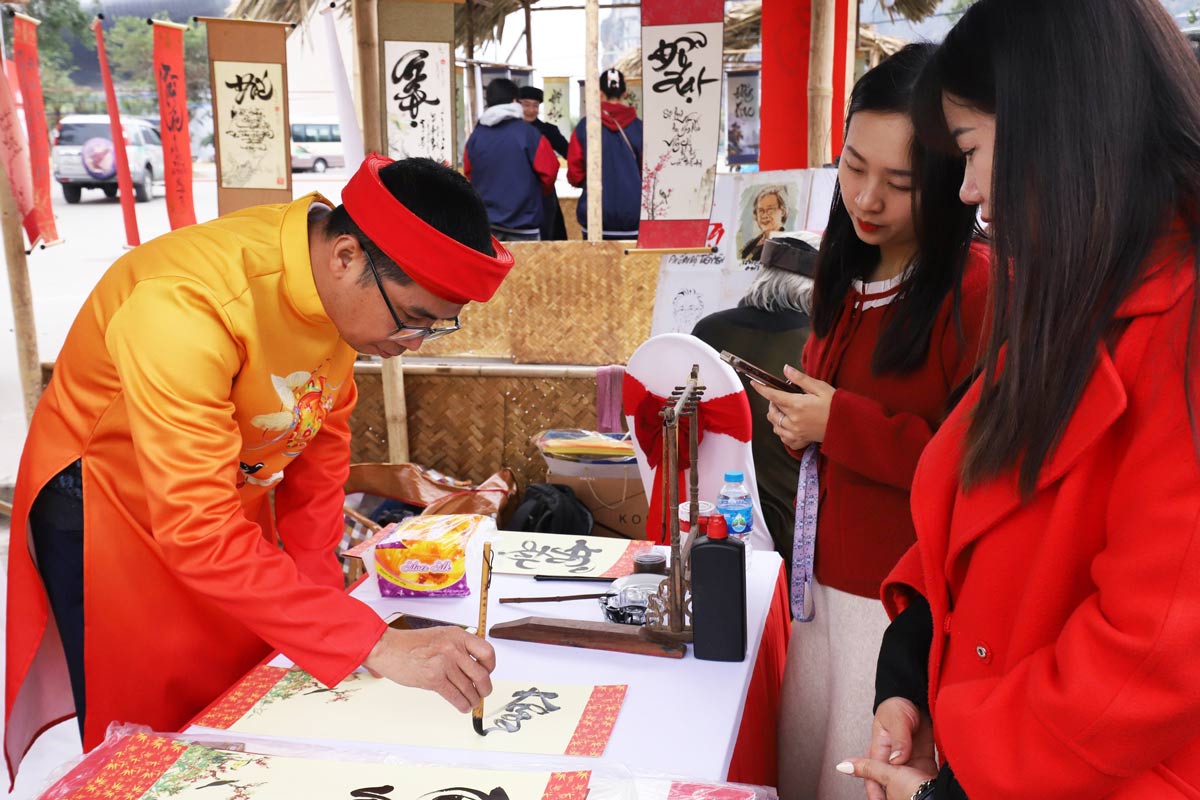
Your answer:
[105,15,211,114]
[948,0,976,21]
[1,0,93,68]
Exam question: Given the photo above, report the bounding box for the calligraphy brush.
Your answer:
[499,592,615,604]
[533,574,616,582]
[473,542,493,737]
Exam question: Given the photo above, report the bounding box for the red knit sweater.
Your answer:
[800,243,990,597]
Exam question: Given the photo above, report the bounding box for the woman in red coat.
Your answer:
[837,1,1200,798]
[754,45,988,800]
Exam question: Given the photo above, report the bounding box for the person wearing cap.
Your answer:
[5,156,511,775]
[567,68,643,240]
[691,234,818,567]
[518,85,569,242]
[464,78,560,242]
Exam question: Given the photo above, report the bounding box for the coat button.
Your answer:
[975,642,993,664]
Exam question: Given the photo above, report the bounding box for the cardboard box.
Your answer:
[547,463,650,540]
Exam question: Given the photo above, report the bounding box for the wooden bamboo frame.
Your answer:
[808,0,836,167]
[584,0,602,241]
[0,157,39,427]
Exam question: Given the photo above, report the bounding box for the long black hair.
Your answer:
[915,0,1200,495]
[811,43,980,374]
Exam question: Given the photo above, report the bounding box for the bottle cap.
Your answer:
[708,514,729,540]
[724,471,744,483]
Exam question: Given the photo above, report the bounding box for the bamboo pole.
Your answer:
[844,0,859,119]
[0,158,40,427]
[522,0,533,66]
[465,0,478,130]
[584,0,602,241]
[353,0,410,463]
[808,0,835,167]
[353,361,599,379]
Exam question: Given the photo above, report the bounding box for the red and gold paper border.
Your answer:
[543,770,591,800]
[191,664,289,729]
[668,783,756,800]
[563,684,627,757]
[600,540,656,579]
[57,732,188,800]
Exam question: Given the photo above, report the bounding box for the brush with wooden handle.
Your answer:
[472,542,493,736]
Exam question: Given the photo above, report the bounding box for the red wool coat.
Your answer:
[885,227,1200,799]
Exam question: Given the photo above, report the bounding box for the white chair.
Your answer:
[622,333,771,552]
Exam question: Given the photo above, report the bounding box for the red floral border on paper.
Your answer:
[61,732,187,800]
[600,540,656,579]
[191,664,290,729]
[563,684,627,757]
[543,770,592,800]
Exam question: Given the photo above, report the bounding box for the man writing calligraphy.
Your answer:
[6,156,508,779]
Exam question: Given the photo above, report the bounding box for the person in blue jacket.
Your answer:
[464,78,560,241]
[567,68,643,240]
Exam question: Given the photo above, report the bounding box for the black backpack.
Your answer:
[508,483,594,536]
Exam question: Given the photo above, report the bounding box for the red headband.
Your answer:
[340,154,514,304]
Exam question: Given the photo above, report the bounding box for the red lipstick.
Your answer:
[856,217,881,233]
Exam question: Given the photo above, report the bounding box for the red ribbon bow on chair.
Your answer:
[622,373,752,543]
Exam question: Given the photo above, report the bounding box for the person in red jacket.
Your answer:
[566,69,643,240]
[751,45,988,800]
[834,2,1200,799]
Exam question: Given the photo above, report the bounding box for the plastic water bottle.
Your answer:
[716,471,754,561]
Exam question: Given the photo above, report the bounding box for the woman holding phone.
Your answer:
[835,1,1200,798]
[753,44,989,800]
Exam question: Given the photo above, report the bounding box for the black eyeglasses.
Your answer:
[363,249,461,342]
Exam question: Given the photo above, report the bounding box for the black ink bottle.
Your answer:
[689,515,747,662]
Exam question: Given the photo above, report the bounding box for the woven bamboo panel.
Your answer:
[417,241,659,366]
[349,369,597,489]
[560,196,583,242]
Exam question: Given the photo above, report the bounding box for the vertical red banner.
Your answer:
[12,14,59,246]
[0,57,38,245]
[153,22,196,229]
[93,18,139,247]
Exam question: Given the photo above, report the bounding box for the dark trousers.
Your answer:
[28,461,86,739]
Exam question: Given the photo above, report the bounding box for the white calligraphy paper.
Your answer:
[543,76,572,139]
[384,40,453,164]
[490,530,653,578]
[213,61,287,190]
[639,22,724,223]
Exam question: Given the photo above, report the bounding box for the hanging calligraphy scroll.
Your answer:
[383,40,453,164]
[542,76,571,139]
[374,3,456,167]
[624,77,643,116]
[637,1,724,249]
[93,18,139,247]
[200,18,291,216]
[12,13,59,247]
[152,21,196,229]
[725,69,760,166]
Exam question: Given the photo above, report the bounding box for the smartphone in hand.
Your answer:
[719,351,802,393]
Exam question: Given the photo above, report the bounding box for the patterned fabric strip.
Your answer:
[563,684,628,756]
[191,664,290,729]
[543,771,593,800]
[59,732,187,800]
[791,444,820,622]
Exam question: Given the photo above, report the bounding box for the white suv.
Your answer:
[52,114,164,204]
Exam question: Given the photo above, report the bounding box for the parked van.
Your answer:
[52,114,163,204]
[290,118,344,173]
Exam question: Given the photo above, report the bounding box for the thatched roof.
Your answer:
[229,0,941,47]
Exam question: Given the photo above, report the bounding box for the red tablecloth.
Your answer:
[727,564,790,788]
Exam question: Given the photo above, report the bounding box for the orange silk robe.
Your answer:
[5,194,387,782]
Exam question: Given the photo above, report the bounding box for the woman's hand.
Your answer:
[836,757,936,800]
[857,697,937,800]
[751,365,835,450]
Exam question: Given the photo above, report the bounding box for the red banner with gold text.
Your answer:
[152,22,196,229]
[0,57,37,246]
[12,13,59,247]
[93,18,139,247]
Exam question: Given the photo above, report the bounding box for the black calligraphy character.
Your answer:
[483,688,562,734]
[159,64,185,133]
[501,539,602,573]
[647,32,718,103]
[224,70,274,105]
[419,789,511,800]
[391,49,441,128]
[733,82,757,119]
[350,786,395,800]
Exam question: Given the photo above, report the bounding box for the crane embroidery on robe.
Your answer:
[245,369,340,483]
